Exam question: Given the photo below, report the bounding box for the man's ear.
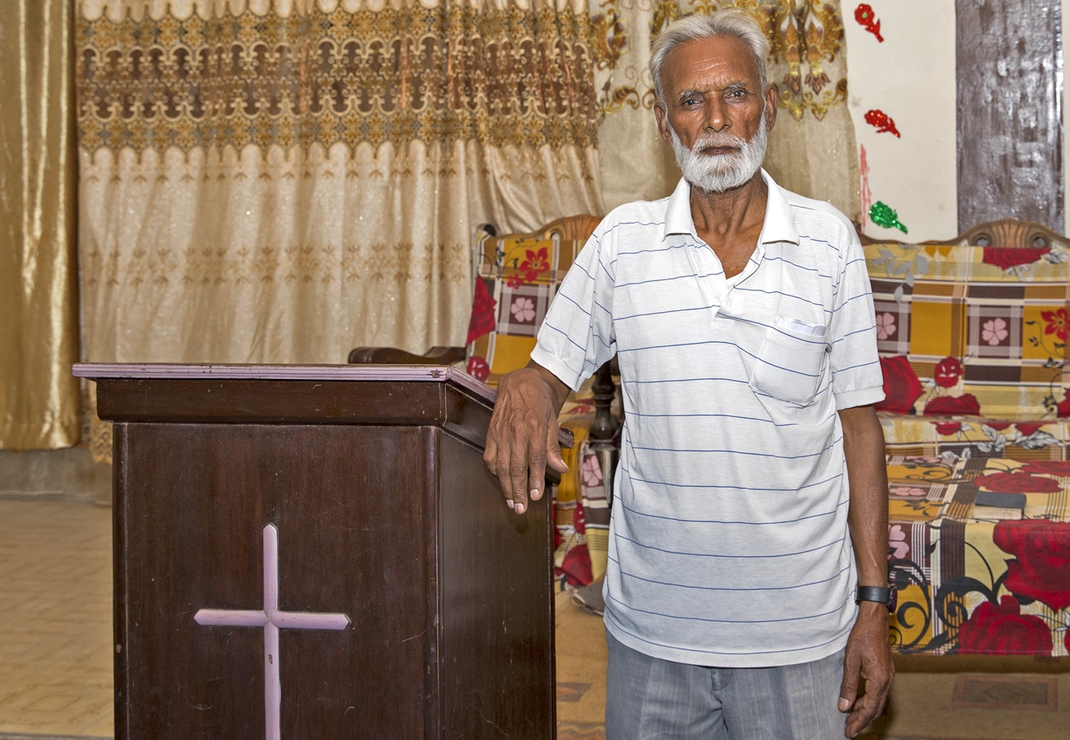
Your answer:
[654,103,674,147]
[764,84,778,132]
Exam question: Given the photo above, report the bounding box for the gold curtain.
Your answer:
[0,0,82,450]
[592,0,858,219]
[76,0,603,368]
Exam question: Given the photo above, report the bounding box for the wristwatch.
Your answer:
[855,585,896,612]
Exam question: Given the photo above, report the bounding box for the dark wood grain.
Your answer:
[347,345,467,365]
[99,367,555,740]
[957,0,1064,233]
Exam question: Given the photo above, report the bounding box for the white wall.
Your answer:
[845,1,958,240]
[846,0,1070,240]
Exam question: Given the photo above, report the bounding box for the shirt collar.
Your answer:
[662,169,800,247]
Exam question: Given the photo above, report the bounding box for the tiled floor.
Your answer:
[0,498,113,738]
[2,448,1070,740]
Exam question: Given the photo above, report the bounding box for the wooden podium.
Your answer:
[74,364,560,740]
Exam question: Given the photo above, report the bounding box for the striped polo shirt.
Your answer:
[531,172,885,668]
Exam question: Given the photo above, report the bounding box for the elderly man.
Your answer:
[484,10,893,740]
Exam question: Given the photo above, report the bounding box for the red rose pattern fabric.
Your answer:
[1019,460,1070,476]
[974,472,1061,494]
[981,246,1051,271]
[557,543,592,587]
[466,277,497,344]
[958,596,1054,655]
[993,520,1070,612]
[923,393,981,416]
[933,356,963,388]
[875,356,924,414]
[466,356,490,381]
[1059,393,1070,417]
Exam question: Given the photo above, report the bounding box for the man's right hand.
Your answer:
[484,363,570,514]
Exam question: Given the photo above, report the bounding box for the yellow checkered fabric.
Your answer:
[867,242,1070,458]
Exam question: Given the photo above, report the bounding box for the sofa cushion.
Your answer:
[866,241,1070,421]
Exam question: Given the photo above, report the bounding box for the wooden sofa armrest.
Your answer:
[347,346,466,365]
[858,216,1070,249]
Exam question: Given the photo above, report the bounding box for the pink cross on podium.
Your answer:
[195,523,351,740]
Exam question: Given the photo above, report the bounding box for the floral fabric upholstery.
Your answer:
[867,240,1070,459]
[867,241,1070,656]
[466,232,585,388]
[465,220,612,586]
[887,455,1070,657]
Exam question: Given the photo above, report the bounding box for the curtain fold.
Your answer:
[592,0,858,220]
[0,0,81,450]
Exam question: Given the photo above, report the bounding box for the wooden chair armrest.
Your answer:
[348,346,466,365]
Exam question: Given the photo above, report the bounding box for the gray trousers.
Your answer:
[605,630,848,740]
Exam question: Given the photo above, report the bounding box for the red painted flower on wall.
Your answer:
[875,356,923,414]
[994,520,1070,612]
[933,357,963,388]
[982,247,1050,271]
[974,472,1060,494]
[958,596,1053,655]
[1042,308,1069,342]
[923,394,981,416]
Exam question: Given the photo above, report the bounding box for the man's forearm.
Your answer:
[839,405,889,586]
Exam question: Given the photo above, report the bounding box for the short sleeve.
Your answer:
[828,232,885,410]
[530,224,617,391]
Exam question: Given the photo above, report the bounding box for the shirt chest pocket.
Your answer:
[749,317,828,407]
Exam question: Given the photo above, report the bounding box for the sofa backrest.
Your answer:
[465,215,601,387]
[866,239,1070,419]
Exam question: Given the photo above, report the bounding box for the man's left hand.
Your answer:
[838,603,894,738]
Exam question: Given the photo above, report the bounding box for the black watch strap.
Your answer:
[855,586,894,611]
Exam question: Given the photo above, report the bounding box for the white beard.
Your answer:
[669,110,768,193]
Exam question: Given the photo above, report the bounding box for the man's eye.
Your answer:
[727,89,747,100]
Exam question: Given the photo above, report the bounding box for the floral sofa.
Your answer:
[865,220,1070,657]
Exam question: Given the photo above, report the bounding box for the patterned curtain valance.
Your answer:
[77,0,599,156]
[594,0,846,123]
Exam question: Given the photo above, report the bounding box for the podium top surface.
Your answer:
[75,363,574,452]
[74,362,494,401]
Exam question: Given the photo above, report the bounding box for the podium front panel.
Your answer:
[81,366,556,740]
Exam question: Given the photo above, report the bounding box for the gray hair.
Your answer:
[650,11,771,106]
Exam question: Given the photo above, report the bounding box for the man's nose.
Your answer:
[704,100,730,132]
